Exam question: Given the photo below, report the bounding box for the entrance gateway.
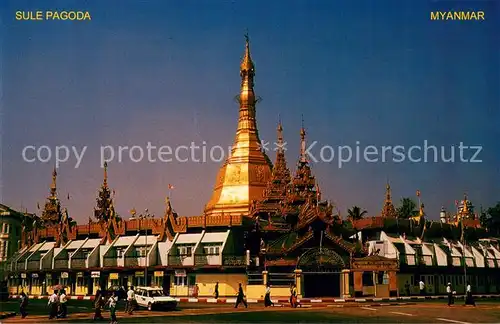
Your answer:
[297,248,345,298]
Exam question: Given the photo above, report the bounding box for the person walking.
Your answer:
[93,286,105,321]
[447,282,453,306]
[19,291,28,318]
[419,279,426,296]
[193,284,199,298]
[106,291,118,324]
[126,286,135,314]
[48,290,59,319]
[264,283,273,307]
[214,282,219,299]
[290,284,298,308]
[234,283,247,308]
[58,289,68,318]
[465,281,475,306]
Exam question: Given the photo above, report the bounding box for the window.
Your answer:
[151,290,163,297]
[175,276,186,286]
[178,246,192,256]
[137,247,147,257]
[117,249,123,258]
[204,246,220,255]
[77,276,85,288]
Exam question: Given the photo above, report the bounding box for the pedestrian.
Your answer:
[264,283,273,307]
[290,284,298,308]
[106,291,118,324]
[446,282,453,306]
[48,290,59,319]
[405,281,411,296]
[58,289,68,318]
[19,291,28,318]
[465,281,475,306]
[234,283,247,308]
[193,284,199,298]
[126,286,135,314]
[214,282,219,299]
[93,286,105,321]
[419,279,425,296]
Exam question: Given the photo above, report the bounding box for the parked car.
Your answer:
[134,286,177,311]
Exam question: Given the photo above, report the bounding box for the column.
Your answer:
[341,269,351,299]
[388,271,398,297]
[294,269,303,298]
[353,271,363,297]
[262,271,268,286]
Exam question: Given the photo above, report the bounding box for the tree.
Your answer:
[347,206,367,221]
[481,202,500,236]
[397,197,418,219]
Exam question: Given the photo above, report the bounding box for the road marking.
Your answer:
[436,318,471,324]
[361,307,377,311]
[391,311,413,316]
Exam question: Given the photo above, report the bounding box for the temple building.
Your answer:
[3,36,500,299]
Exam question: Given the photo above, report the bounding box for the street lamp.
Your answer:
[130,208,154,286]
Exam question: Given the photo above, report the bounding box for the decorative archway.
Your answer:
[297,247,346,271]
[297,248,346,298]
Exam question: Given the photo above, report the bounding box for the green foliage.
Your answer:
[480,202,500,236]
[347,206,367,220]
[396,198,418,219]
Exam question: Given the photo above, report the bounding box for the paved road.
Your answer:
[4,302,500,323]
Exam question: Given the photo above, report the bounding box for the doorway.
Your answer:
[303,272,340,297]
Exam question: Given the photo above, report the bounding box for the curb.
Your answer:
[9,294,500,304]
[0,312,16,319]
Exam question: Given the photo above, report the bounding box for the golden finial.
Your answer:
[130,208,136,217]
[240,32,254,72]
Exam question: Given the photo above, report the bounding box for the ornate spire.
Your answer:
[419,203,425,217]
[271,120,290,186]
[103,162,108,188]
[204,35,272,217]
[381,182,397,218]
[299,115,307,163]
[50,166,57,198]
[240,32,254,73]
[94,163,113,223]
[277,119,284,153]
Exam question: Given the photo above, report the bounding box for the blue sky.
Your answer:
[1,0,499,222]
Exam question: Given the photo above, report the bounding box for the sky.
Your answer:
[1,0,499,223]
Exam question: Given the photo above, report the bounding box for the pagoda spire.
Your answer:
[381,182,397,218]
[272,120,291,182]
[41,167,62,225]
[50,166,57,198]
[299,115,307,163]
[103,161,108,188]
[94,163,113,223]
[204,34,272,217]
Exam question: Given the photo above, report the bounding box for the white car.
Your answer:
[134,287,177,311]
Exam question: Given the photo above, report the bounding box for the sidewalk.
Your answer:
[9,293,500,304]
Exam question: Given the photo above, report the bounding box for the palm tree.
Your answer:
[347,206,367,221]
[397,197,418,219]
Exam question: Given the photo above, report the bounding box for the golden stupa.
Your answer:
[204,35,272,217]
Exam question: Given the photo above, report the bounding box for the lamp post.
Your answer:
[130,209,154,286]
